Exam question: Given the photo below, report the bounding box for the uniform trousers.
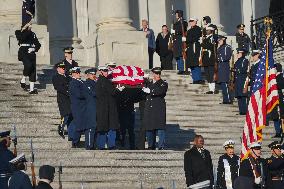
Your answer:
[22,56,36,82]
[119,111,135,149]
[97,130,116,149]
[160,53,173,70]
[273,120,281,135]
[190,66,202,81]
[220,82,231,103]
[72,127,95,149]
[237,97,247,114]
[271,180,284,189]
[204,66,215,83]
[60,114,72,131]
[146,129,165,150]
[176,57,185,72]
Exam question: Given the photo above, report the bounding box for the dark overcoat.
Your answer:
[186,25,202,67]
[155,32,172,57]
[234,57,249,97]
[217,44,232,83]
[84,79,97,130]
[69,78,87,131]
[0,143,14,189]
[201,35,216,67]
[173,19,188,58]
[52,73,71,117]
[235,32,250,52]
[184,146,214,187]
[63,59,78,76]
[35,181,53,189]
[143,79,168,131]
[95,75,119,132]
[8,170,33,189]
[216,154,240,189]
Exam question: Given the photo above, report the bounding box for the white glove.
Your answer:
[171,29,175,34]
[254,177,261,184]
[182,37,186,42]
[117,86,125,91]
[142,87,150,94]
[143,74,149,79]
[28,48,35,53]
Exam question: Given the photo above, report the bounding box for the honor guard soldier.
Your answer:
[0,131,14,189]
[96,66,125,150]
[234,48,249,115]
[186,18,203,84]
[36,165,56,189]
[155,25,173,70]
[239,142,268,189]
[21,0,35,31]
[267,141,284,189]
[142,67,168,150]
[217,35,232,104]
[216,140,240,189]
[62,47,78,76]
[52,62,72,139]
[171,10,188,74]
[235,24,250,52]
[184,135,214,188]
[15,24,41,94]
[8,153,33,189]
[202,16,212,36]
[201,25,217,94]
[83,68,98,150]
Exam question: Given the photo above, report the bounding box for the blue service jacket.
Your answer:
[69,78,88,131]
[8,170,33,189]
[217,44,232,83]
[84,79,97,130]
[234,57,249,97]
[0,144,14,189]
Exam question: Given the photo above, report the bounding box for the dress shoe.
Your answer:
[272,133,281,138]
[57,125,65,139]
[214,90,219,94]
[205,91,214,94]
[29,89,38,94]
[20,82,26,89]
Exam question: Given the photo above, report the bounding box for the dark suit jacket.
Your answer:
[184,146,214,187]
[35,181,53,189]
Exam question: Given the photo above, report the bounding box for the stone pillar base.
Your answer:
[96,30,148,69]
[0,24,50,65]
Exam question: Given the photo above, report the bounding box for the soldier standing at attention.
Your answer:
[201,25,217,94]
[142,67,168,150]
[0,131,15,189]
[184,135,214,188]
[15,24,41,94]
[216,140,240,189]
[171,10,188,75]
[266,141,284,189]
[234,48,249,115]
[186,17,203,84]
[216,35,232,104]
[52,62,72,139]
[235,24,250,52]
[62,47,79,76]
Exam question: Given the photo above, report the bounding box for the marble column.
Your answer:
[76,0,89,38]
[95,0,148,68]
[241,0,255,35]
[0,0,21,24]
[96,0,135,31]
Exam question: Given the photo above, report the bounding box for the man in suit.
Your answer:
[184,135,214,188]
[156,25,173,70]
[0,131,15,189]
[8,153,32,189]
[186,17,203,84]
[36,165,55,189]
[216,140,240,189]
[52,62,72,139]
[140,19,155,69]
[142,67,168,150]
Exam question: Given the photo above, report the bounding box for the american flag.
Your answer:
[241,36,279,160]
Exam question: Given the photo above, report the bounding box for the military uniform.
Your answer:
[21,0,35,29]
[172,10,188,72]
[63,59,78,76]
[235,24,250,52]
[15,28,41,93]
[234,53,249,115]
[95,67,120,149]
[184,146,214,187]
[0,132,14,189]
[142,68,168,150]
[186,24,202,82]
[8,154,32,189]
[52,63,72,139]
[266,142,284,189]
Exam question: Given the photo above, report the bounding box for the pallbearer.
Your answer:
[216,140,240,189]
[217,35,232,104]
[186,17,203,84]
[234,48,249,115]
[171,10,188,74]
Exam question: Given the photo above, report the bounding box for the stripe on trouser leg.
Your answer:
[89,129,91,147]
[225,83,230,102]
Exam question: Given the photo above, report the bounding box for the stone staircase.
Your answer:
[0,62,278,189]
